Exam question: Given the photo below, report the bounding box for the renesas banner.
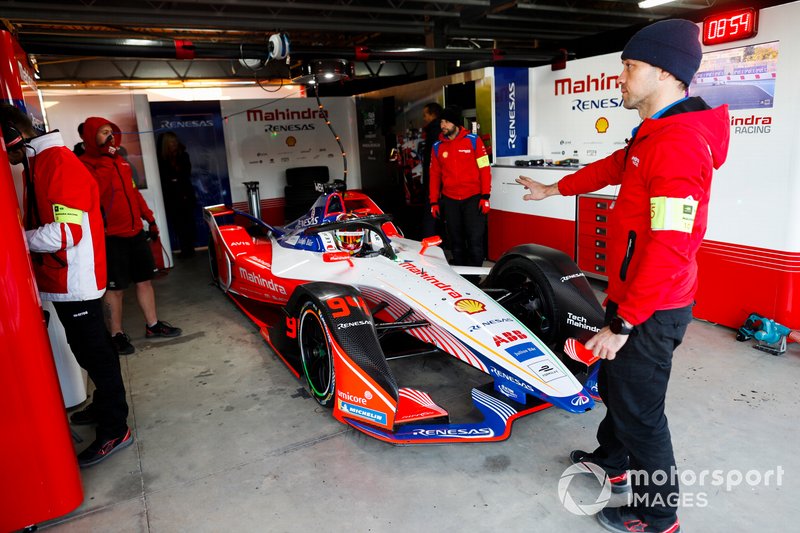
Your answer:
[220,97,360,202]
[494,67,529,157]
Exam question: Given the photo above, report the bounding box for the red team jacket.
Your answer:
[558,100,730,325]
[429,128,492,203]
[80,117,155,238]
[23,132,107,301]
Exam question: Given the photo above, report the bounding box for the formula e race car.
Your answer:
[205,181,604,444]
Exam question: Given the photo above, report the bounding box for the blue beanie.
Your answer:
[621,19,702,86]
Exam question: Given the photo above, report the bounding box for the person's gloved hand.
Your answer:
[147,223,159,241]
[431,203,440,219]
[100,134,117,157]
[479,198,490,214]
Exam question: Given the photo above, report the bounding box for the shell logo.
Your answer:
[442,151,449,159]
[595,117,609,134]
[286,136,297,147]
[454,298,486,314]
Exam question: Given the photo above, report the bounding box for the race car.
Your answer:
[205,181,604,444]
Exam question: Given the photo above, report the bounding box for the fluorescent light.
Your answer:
[638,0,676,7]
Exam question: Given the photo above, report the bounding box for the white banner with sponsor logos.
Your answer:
[220,97,361,203]
[530,53,638,166]
[525,1,800,250]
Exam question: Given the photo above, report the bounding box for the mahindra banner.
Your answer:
[494,67,529,158]
[220,97,361,203]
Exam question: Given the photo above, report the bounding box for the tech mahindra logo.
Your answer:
[508,81,517,149]
[238,267,287,294]
[246,108,327,122]
[399,262,462,298]
[555,73,620,95]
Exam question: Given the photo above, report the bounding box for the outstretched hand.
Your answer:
[516,176,558,201]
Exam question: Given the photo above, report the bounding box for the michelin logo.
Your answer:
[339,401,387,425]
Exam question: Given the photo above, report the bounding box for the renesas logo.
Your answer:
[508,81,517,149]
[296,215,319,228]
[159,119,213,129]
[572,97,623,112]
[410,428,493,438]
[731,114,772,134]
[238,267,287,295]
[555,73,620,96]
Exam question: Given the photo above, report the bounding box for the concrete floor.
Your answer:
[42,254,798,532]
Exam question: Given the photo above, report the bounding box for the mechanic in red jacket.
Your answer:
[517,20,729,533]
[79,117,181,356]
[429,105,491,267]
[1,104,132,467]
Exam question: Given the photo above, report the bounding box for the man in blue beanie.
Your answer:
[517,19,730,533]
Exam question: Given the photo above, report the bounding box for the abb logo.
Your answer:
[493,330,528,346]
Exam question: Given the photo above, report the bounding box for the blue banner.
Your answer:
[149,101,232,250]
[494,67,529,157]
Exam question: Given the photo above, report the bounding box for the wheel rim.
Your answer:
[300,309,333,399]
[500,268,553,341]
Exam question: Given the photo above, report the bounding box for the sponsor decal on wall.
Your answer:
[494,67,529,157]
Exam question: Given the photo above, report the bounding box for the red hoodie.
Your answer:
[429,128,491,204]
[558,99,730,325]
[80,117,154,238]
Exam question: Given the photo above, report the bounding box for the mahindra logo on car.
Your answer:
[571,394,590,406]
[238,267,287,294]
[399,262,462,298]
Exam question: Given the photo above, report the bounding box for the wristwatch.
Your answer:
[609,316,633,335]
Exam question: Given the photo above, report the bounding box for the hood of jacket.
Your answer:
[81,116,122,159]
[638,98,730,170]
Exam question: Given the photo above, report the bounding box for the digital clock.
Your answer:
[703,8,758,46]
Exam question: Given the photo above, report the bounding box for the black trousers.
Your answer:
[593,301,693,527]
[440,194,487,267]
[53,298,129,439]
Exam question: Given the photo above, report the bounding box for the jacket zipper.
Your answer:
[114,163,136,231]
[619,230,636,281]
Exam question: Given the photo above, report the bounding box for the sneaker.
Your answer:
[570,449,631,494]
[146,320,182,338]
[598,506,681,533]
[112,332,135,355]
[77,428,134,468]
[69,404,97,425]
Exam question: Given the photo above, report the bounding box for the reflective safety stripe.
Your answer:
[476,155,490,168]
[650,196,698,233]
[52,204,84,224]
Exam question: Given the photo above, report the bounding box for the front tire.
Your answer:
[487,257,560,347]
[299,301,336,407]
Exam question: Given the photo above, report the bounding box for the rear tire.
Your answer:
[299,301,336,407]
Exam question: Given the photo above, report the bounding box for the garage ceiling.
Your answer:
[1,0,789,93]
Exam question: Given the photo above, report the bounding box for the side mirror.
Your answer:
[323,251,353,266]
[419,236,442,255]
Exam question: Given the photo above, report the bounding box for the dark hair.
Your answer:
[77,122,84,136]
[0,103,34,134]
[424,102,443,117]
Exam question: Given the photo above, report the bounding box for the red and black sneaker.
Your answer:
[570,449,631,494]
[145,320,182,338]
[77,428,134,467]
[598,506,681,533]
